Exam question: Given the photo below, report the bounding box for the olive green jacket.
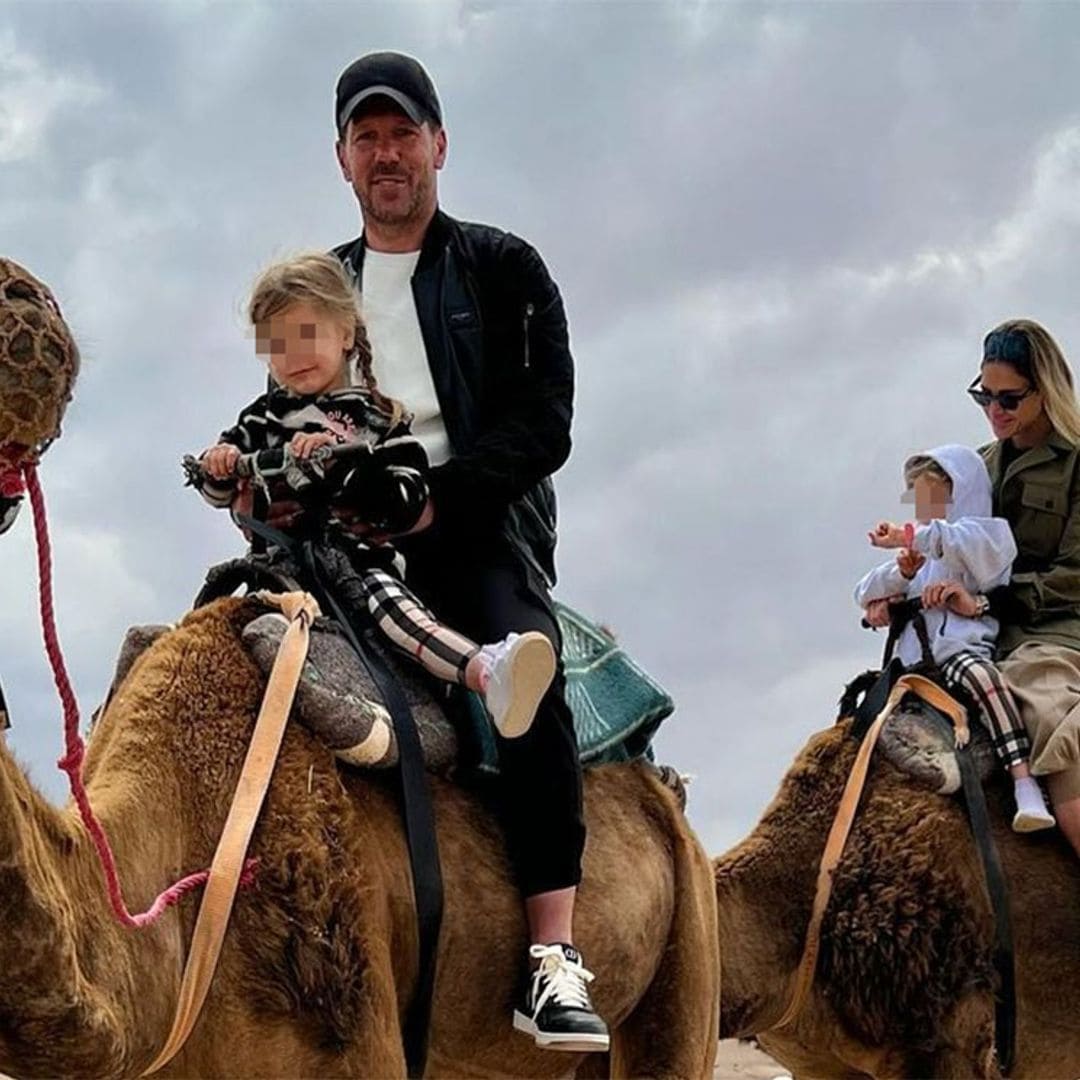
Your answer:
[981,432,1080,654]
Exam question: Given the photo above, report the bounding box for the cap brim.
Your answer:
[338,86,425,131]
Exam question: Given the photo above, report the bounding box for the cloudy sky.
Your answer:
[3,0,1080,856]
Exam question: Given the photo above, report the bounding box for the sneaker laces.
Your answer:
[475,632,519,693]
[528,944,596,1013]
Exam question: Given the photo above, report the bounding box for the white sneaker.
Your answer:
[476,631,556,739]
[1012,805,1057,833]
[1012,777,1056,833]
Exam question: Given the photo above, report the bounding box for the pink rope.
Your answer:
[22,462,256,928]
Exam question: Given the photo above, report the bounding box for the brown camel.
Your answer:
[715,715,1080,1079]
[0,595,719,1078]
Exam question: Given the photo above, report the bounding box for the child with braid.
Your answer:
[197,252,555,739]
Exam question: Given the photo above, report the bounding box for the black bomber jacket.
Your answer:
[333,209,574,587]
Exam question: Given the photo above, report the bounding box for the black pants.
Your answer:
[397,529,585,897]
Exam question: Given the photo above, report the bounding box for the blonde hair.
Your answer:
[903,454,951,490]
[985,318,1080,444]
[248,252,401,422]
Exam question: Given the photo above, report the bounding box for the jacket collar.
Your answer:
[344,207,452,279]
[985,429,1076,487]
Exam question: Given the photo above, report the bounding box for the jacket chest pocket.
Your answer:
[1019,482,1068,559]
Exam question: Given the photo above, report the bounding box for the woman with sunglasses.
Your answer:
[946,319,1080,863]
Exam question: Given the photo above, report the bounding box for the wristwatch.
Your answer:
[973,594,991,618]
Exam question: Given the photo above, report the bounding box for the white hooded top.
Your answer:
[853,444,1018,667]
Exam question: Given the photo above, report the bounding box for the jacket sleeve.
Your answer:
[854,560,909,607]
[912,517,1018,591]
[427,239,573,529]
[199,395,268,510]
[990,465,1080,622]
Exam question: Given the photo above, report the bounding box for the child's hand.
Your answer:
[868,521,909,549]
[896,548,925,580]
[201,443,241,480]
[863,597,896,628]
[290,431,337,459]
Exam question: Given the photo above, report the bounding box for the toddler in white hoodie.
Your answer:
[855,444,1055,832]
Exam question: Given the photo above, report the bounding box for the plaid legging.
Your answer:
[353,568,480,685]
[940,650,1031,769]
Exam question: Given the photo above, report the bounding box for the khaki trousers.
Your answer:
[998,641,1080,803]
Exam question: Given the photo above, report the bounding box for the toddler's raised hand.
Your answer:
[290,431,337,459]
[896,548,925,580]
[868,520,909,549]
[201,443,240,480]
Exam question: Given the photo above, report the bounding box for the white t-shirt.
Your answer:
[360,249,451,466]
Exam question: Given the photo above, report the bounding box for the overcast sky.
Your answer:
[3,0,1080,856]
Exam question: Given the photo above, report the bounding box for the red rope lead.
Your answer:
[22,462,255,928]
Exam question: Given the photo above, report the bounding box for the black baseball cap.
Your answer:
[335,51,442,133]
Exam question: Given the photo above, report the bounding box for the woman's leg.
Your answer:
[1048,777,1080,859]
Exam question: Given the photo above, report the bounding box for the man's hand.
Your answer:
[869,521,909,549]
[290,431,337,459]
[333,496,435,544]
[201,443,240,480]
[863,597,900,628]
[922,581,980,617]
[896,547,925,580]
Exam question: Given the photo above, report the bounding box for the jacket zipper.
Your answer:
[523,303,534,368]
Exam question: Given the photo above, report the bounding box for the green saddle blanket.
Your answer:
[462,601,674,774]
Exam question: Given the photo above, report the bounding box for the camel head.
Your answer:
[0,257,79,462]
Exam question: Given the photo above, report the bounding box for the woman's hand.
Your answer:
[869,521,909,549]
[896,547,925,580]
[201,443,240,480]
[290,431,337,459]
[922,581,979,617]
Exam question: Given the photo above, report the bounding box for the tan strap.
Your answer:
[771,673,968,1031]
[142,591,319,1075]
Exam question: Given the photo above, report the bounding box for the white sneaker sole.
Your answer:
[491,632,556,739]
[1013,809,1057,833]
[512,1010,610,1052]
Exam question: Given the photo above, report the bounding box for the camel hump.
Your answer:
[875,697,997,794]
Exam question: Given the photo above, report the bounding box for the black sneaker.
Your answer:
[512,943,610,1052]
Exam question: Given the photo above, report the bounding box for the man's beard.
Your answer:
[359,172,431,227]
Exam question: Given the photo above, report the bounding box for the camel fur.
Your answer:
[715,717,1080,1079]
[0,596,719,1078]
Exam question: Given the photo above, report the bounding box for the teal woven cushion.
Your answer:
[461,600,674,774]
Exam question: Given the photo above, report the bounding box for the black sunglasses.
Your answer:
[967,375,1036,412]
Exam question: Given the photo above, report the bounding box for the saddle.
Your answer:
[104,550,676,783]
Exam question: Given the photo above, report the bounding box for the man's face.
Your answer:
[335,103,447,228]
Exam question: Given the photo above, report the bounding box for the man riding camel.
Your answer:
[328,49,605,1053]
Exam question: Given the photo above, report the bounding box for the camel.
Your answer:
[0,595,720,1078]
[0,256,719,1076]
[714,710,1080,1079]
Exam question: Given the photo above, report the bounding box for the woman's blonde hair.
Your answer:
[248,252,401,421]
[985,318,1080,444]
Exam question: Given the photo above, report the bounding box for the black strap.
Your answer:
[955,728,1016,1072]
[850,658,903,741]
[0,675,9,731]
[880,600,934,669]
[234,518,442,1077]
[916,705,1016,1073]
